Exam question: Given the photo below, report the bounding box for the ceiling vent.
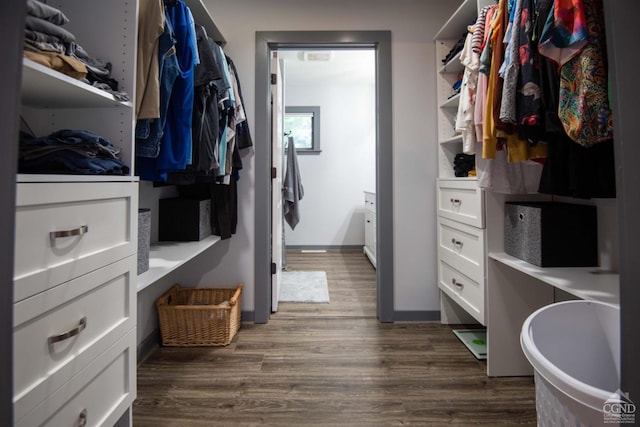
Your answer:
[297,51,333,62]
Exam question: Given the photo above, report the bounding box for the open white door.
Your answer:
[271,52,285,312]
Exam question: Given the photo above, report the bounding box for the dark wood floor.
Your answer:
[133,249,537,426]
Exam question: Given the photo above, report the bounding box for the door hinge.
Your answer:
[270,73,277,85]
[271,262,277,274]
[271,166,277,179]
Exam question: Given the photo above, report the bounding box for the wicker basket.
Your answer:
[156,283,243,346]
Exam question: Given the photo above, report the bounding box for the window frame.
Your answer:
[284,106,321,154]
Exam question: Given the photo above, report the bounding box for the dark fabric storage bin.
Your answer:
[137,208,151,274]
[159,198,212,241]
[504,202,598,267]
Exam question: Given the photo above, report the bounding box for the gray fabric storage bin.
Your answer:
[138,208,151,275]
[504,202,598,267]
[159,198,212,241]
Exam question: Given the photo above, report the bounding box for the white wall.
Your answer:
[184,0,457,313]
[283,51,376,247]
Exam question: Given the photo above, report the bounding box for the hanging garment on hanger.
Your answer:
[136,0,164,120]
[556,0,613,147]
[283,136,304,230]
[136,0,199,181]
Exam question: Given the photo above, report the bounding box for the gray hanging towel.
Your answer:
[283,136,304,229]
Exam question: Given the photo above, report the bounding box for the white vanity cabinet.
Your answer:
[364,191,377,268]
[14,0,139,424]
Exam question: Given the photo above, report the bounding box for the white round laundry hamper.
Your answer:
[520,300,623,427]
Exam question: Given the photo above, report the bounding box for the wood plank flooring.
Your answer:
[275,249,378,319]
[133,249,537,426]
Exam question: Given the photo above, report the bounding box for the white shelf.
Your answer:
[434,0,478,40]
[21,58,133,109]
[440,93,460,109]
[489,252,620,306]
[137,235,222,292]
[434,0,497,41]
[439,51,464,74]
[439,134,463,145]
[17,174,138,183]
[185,0,226,46]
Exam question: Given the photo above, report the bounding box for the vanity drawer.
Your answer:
[13,256,136,420]
[438,258,484,324]
[438,217,485,278]
[437,179,485,228]
[364,191,376,213]
[16,329,136,427]
[14,182,138,302]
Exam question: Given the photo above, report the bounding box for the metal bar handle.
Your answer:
[50,225,89,240]
[452,278,464,289]
[48,317,87,344]
[451,238,463,248]
[79,409,88,427]
[450,198,462,206]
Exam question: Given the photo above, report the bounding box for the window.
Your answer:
[284,106,321,154]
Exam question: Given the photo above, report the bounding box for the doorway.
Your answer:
[253,31,394,323]
[276,48,376,316]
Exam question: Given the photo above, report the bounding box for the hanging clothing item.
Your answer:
[135,10,178,159]
[455,30,479,155]
[538,0,588,66]
[557,0,613,147]
[474,5,498,143]
[157,1,199,172]
[481,0,506,159]
[136,0,199,181]
[499,0,524,126]
[283,137,304,230]
[136,0,164,120]
[471,5,493,54]
[536,0,616,198]
[190,25,223,173]
[514,0,545,143]
[476,140,542,194]
[227,57,253,150]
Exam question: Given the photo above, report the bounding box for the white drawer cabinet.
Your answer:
[13,256,136,421]
[16,329,136,427]
[438,216,485,280]
[436,179,487,325]
[14,182,138,302]
[437,179,485,228]
[363,191,377,268]
[438,257,484,324]
[13,181,138,425]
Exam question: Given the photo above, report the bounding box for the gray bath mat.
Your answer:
[279,271,330,303]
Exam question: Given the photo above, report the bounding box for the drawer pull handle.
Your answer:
[452,278,464,289]
[48,317,87,344]
[451,238,463,248]
[50,225,89,240]
[79,409,88,427]
[450,198,462,206]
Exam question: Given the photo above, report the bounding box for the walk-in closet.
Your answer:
[2,0,638,426]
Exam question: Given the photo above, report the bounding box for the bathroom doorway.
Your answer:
[253,31,394,323]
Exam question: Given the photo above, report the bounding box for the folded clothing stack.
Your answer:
[23,0,129,101]
[441,32,468,64]
[19,129,130,175]
[453,153,475,178]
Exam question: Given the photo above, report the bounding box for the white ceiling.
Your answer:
[277,49,376,86]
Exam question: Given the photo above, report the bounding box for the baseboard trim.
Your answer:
[393,310,441,322]
[285,245,363,251]
[137,331,160,365]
